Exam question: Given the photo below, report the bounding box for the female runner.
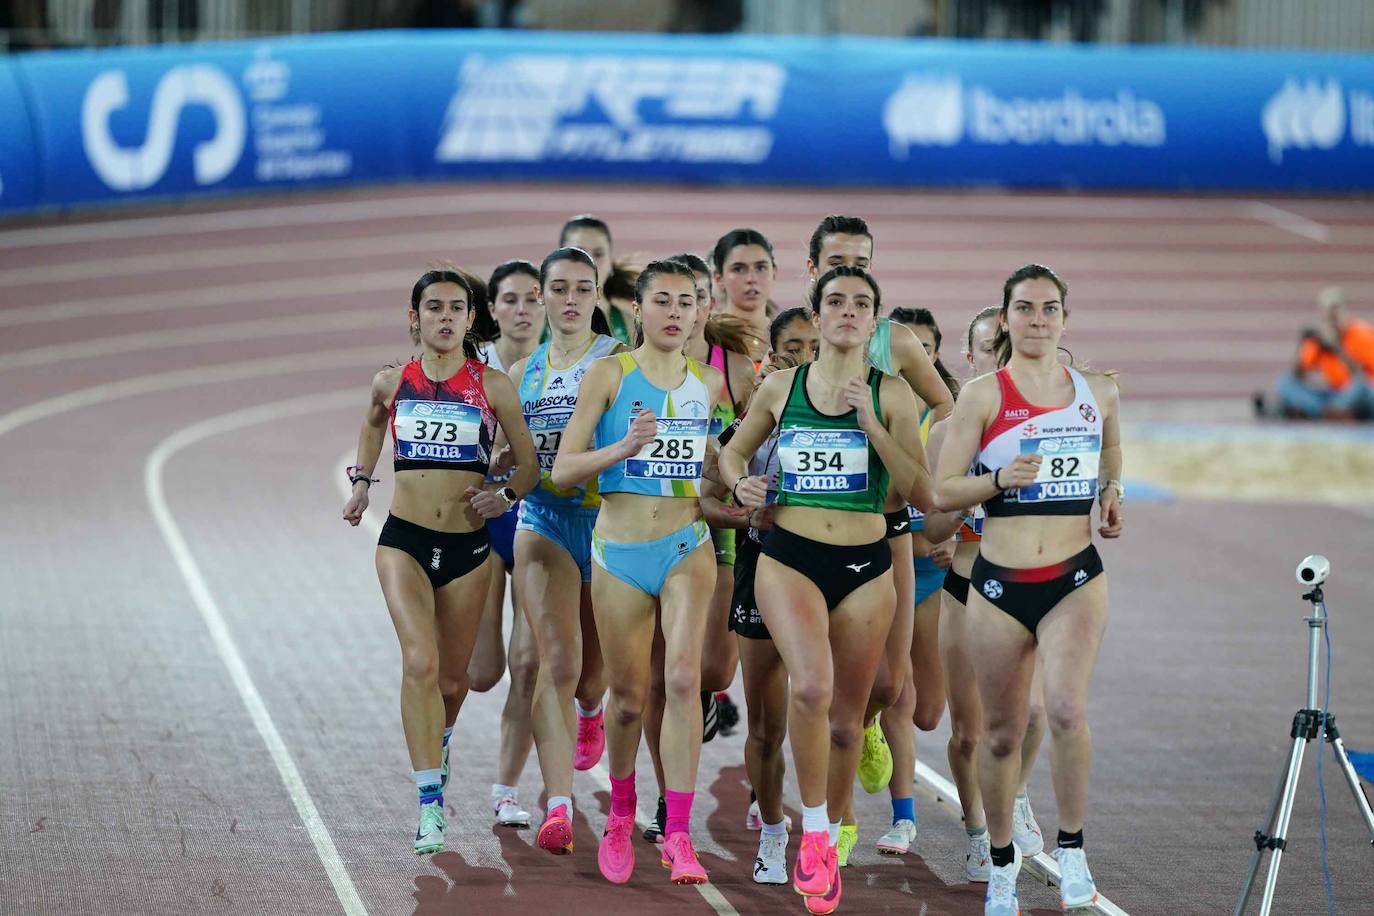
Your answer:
[552,259,724,886]
[464,260,546,827]
[800,217,952,863]
[341,266,538,853]
[702,305,817,885]
[560,214,633,345]
[721,266,933,914]
[934,265,1123,915]
[712,228,777,353]
[866,307,964,860]
[940,306,1048,880]
[507,247,623,854]
[640,253,758,843]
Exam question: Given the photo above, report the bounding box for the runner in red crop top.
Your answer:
[933,265,1123,914]
[341,267,537,856]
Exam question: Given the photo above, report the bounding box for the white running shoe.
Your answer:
[875,819,917,855]
[415,801,445,854]
[1051,846,1098,909]
[1011,795,1044,857]
[984,845,1022,915]
[745,800,792,832]
[965,829,992,882]
[753,831,789,884]
[492,793,531,828]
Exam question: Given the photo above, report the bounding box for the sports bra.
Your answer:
[975,367,1102,518]
[775,364,889,514]
[519,334,620,508]
[389,358,497,475]
[595,353,712,498]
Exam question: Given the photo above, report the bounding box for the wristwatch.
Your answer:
[496,486,518,512]
[1101,479,1126,503]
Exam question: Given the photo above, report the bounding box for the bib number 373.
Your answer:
[394,400,483,462]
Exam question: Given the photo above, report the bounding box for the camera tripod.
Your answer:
[1234,582,1374,916]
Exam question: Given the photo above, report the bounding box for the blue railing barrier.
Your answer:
[2,30,1372,216]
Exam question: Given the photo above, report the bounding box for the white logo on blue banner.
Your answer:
[1262,77,1346,164]
[1010,434,1100,503]
[626,417,708,480]
[82,65,246,191]
[394,399,483,462]
[528,410,572,471]
[779,429,869,495]
[883,72,1165,156]
[435,54,785,164]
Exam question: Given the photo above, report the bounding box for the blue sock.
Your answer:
[891,797,915,825]
[415,768,443,807]
[442,726,453,748]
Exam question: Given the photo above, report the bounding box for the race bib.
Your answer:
[394,400,482,462]
[1010,434,1100,502]
[625,417,709,480]
[779,429,869,494]
[527,410,572,472]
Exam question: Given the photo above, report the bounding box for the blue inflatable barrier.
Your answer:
[0,59,40,214]
[3,31,1373,215]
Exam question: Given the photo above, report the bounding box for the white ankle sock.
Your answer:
[801,802,828,834]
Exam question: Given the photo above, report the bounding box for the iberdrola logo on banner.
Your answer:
[883,73,1166,156]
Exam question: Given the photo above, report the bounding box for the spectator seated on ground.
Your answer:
[1257,287,1374,421]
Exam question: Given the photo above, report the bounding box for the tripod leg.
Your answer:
[1257,731,1310,916]
[1326,721,1374,844]
[1235,748,1302,916]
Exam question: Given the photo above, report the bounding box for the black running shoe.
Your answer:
[642,795,666,844]
[715,691,740,736]
[702,691,720,743]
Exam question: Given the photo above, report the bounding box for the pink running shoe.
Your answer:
[598,813,636,884]
[573,709,605,771]
[537,805,573,855]
[804,849,841,915]
[793,831,832,897]
[659,833,709,885]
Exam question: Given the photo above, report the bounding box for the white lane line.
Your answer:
[146,390,368,916]
[0,344,394,438]
[1246,202,1331,243]
[0,187,1296,251]
[0,269,417,328]
[913,760,1130,916]
[0,310,397,371]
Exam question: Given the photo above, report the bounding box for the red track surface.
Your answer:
[2,182,1372,915]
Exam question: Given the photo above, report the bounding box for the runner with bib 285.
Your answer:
[552,259,726,888]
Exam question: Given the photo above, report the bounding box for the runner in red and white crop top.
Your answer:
[388,357,499,475]
[973,366,1102,518]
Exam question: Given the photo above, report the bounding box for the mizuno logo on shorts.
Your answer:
[846,562,871,573]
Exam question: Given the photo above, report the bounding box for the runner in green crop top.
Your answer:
[718,266,934,902]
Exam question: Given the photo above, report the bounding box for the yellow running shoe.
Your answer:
[836,824,858,868]
[858,718,893,794]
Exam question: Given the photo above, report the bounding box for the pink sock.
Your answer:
[610,771,637,818]
[664,789,694,839]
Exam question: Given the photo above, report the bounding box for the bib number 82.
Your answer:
[1048,456,1080,478]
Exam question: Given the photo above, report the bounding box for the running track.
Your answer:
[2,183,1372,915]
